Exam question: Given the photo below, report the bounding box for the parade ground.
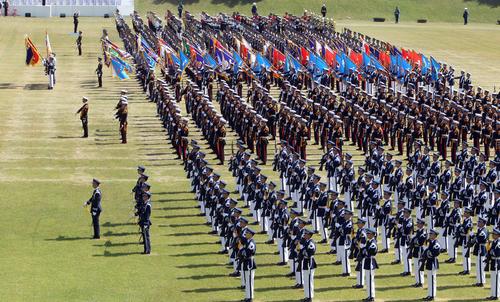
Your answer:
[0,14,499,302]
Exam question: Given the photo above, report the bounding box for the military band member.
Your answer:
[83,178,102,239]
[422,229,441,301]
[75,97,89,138]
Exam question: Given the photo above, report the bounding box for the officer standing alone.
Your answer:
[96,58,103,87]
[75,96,89,138]
[73,11,79,33]
[394,6,400,24]
[76,31,83,56]
[83,179,102,239]
[463,8,469,25]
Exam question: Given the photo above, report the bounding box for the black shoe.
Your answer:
[92,236,100,239]
[209,230,217,234]
[486,297,499,301]
[333,261,342,265]
[251,221,259,225]
[391,260,401,265]
[445,258,456,263]
[439,249,447,253]
[458,270,469,275]
[427,297,434,301]
[277,262,286,266]
[327,250,337,255]
[341,273,350,277]
[259,231,267,234]
[286,272,295,277]
[423,297,430,301]
[352,284,363,289]
[400,272,411,276]
[197,213,204,216]
[239,285,245,289]
[379,249,388,253]
[474,283,484,287]
[265,240,274,244]
[413,283,423,287]
[319,239,327,244]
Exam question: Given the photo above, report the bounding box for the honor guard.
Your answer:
[299,229,317,302]
[473,216,489,287]
[362,227,378,302]
[486,228,500,300]
[75,97,89,138]
[83,178,102,239]
[422,229,441,301]
[239,228,256,302]
[410,219,427,287]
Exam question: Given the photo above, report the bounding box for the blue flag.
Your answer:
[288,54,302,73]
[421,55,430,74]
[203,53,217,69]
[143,51,156,69]
[397,54,411,78]
[179,50,189,71]
[343,53,357,73]
[111,58,129,80]
[335,52,345,74]
[369,54,385,71]
[170,53,180,67]
[430,56,440,81]
[256,53,271,70]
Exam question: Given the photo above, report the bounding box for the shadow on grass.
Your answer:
[177,273,226,280]
[176,263,226,269]
[169,241,215,247]
[157,205,196,210]
[24,83,48,90]
[102,221,136,227]
[93,250,143,257]
[158,214,196,219]
[166,222,204,227]
[170,251,219,257]
[94,240,139,248]
[164,231,206,236]
[103,231,137,237]
[181,287,236,293]
[45,235,90,241]
[155,191,189,195]
[54,135,82,139]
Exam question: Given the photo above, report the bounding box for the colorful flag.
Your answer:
[344,53,357,73]
[256,53,271,70]
[300,47,310,66]
[111,57,129,80]
[25,36,41,66]
[349,51,362,67]
[272,48,285,67]
[369,54,385,71]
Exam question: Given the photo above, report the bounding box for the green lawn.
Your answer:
[0,16,498,301]
[136,0,500,24]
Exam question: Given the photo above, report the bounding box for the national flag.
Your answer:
[315,40,322,55]
[111,57,129,80]
[25,36,41,66]
[45,31,52,57]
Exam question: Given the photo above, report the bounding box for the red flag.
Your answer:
[378,52,391,69]
[324,45,336,67]
[349,51,362,67]
[410,50,422,67]
[363,43,371,55]
[401,48,411,61]
[272,48,286,67]
[300,47,310,65]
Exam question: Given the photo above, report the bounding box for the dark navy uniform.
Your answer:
[85,180,102,239]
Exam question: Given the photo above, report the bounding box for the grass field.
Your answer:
[0,14,499,302]
[136,0,500,24]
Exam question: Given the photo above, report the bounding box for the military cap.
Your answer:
[229,198,238,205]
[319,182,327,187]
[137,165,146,171]
[478,216,487,223]
[383,189,393,195]
[372,180,380,185]
[428,183,437,188]
[92,178,101,185]
[290,209,300,216]
[464,207,473,213]
[303,229,315,235]
[356,217,367,224]
[239,217,249,224]
[403,207,412,213]
[277,190,286,196]
[82,96,88,102]
[221,189,230,195]
[417,219,426,225]
[344,209,353,215]
[140,173,149,181]
[429,229,439,236]
[245,228,256,236]
[493,228,500,236]
[142,182,151,189]
[232,208,243,214]
[366,227,377,234]
[269,181,276,187]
